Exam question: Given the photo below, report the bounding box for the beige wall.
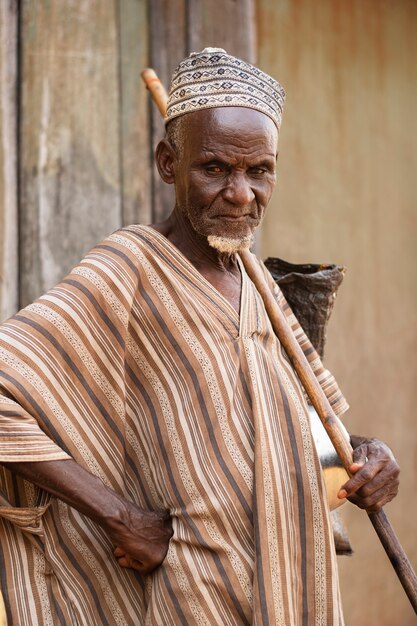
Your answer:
[257,0,417,623]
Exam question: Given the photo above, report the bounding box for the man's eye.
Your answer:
[250,167,268,176]
[205,165,224,175]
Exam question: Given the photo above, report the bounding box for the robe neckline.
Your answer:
[139,224,254,339]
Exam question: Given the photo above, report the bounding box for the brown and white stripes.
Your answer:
[0,225,346,625]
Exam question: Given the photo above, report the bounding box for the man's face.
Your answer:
[170,107,279,245]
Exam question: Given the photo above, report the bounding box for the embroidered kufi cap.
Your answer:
[165,48,285,129]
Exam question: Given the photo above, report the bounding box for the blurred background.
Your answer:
[0,1,416,623]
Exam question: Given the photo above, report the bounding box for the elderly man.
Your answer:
[0,49,398,625]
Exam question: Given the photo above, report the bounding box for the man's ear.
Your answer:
[155,139,176,184]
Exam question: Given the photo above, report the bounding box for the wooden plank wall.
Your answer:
[19,0,152,307]
[0,0,152,314]
[0,1,18,321]
[119,0,152,228]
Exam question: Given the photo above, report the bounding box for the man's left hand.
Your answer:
[337,437,400,512]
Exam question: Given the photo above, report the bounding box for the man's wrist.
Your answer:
[93,483,131,534]
[350,434,371,449]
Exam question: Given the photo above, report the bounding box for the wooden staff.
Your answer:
[141,67,417,613]
[141,68,170,118]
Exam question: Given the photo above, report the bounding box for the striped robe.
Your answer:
[0,225,347,625]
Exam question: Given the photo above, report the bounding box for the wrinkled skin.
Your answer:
[339,437,400,512]
[110,508,173,575]
[160,107,278,243]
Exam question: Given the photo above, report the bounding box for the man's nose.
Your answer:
[222,173,255,206]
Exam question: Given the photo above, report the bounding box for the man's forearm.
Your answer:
[3,459,127,531]
[2,458,173,574]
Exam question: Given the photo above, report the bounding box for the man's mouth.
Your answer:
[211,213,256,222]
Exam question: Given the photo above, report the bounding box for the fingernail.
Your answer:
[338,489,347,499]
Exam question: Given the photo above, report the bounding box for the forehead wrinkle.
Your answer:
[179,109,279,164]
[197,145,277,165]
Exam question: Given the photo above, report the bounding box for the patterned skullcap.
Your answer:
[165,47,285,129]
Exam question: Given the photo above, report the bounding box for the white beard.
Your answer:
[207,234,253,255]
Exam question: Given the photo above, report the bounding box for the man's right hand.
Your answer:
[107,505,173,574]
[3,458,173,575]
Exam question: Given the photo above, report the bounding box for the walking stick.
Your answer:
[141,67,417,613]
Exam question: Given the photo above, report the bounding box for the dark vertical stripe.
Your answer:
[252,477,270,626]
[275,371,309,626]
[49,588,69,626]
[0,536,13,626]
[161,567,190,625]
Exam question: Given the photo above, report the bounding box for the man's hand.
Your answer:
[337,437,400,512]
[107,505,173,575]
